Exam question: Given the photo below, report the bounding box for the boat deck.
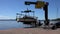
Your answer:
[17,18,37,22]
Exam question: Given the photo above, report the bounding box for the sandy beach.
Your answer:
[0,28,60,34]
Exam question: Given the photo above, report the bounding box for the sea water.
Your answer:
[0,21,58,30]
[0,21,32,30]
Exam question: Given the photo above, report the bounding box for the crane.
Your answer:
[25,0,49,27]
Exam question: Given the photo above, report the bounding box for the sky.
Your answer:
[0,0,60,20]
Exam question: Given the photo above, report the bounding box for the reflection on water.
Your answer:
[0,21,58,30]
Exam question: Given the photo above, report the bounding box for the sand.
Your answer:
[0,28,60,34]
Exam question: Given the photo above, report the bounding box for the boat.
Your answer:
[16,9,42,26]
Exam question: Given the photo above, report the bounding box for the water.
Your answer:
[0,21,58,30]
[0,21,32,30]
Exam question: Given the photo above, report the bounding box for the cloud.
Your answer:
[0,15,15,19]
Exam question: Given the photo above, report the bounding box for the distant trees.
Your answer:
[51,18,60,21]
[56,18,60,20]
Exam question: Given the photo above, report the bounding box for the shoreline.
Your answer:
[0,28,60,34]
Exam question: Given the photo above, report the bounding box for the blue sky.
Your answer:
[0,0,60,20]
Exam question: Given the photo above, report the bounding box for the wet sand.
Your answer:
[0,28,60,34]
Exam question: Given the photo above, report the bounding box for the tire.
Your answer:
[51,25,57,30]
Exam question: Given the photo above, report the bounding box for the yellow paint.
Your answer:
[35,1,45,8]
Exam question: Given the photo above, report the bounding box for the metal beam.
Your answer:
[25,1,36,5]
[43,2,49,25]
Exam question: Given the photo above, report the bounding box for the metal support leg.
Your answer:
[43,2,49,28]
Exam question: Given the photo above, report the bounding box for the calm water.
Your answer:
[0,21,58,30]
[0,21,32,30]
